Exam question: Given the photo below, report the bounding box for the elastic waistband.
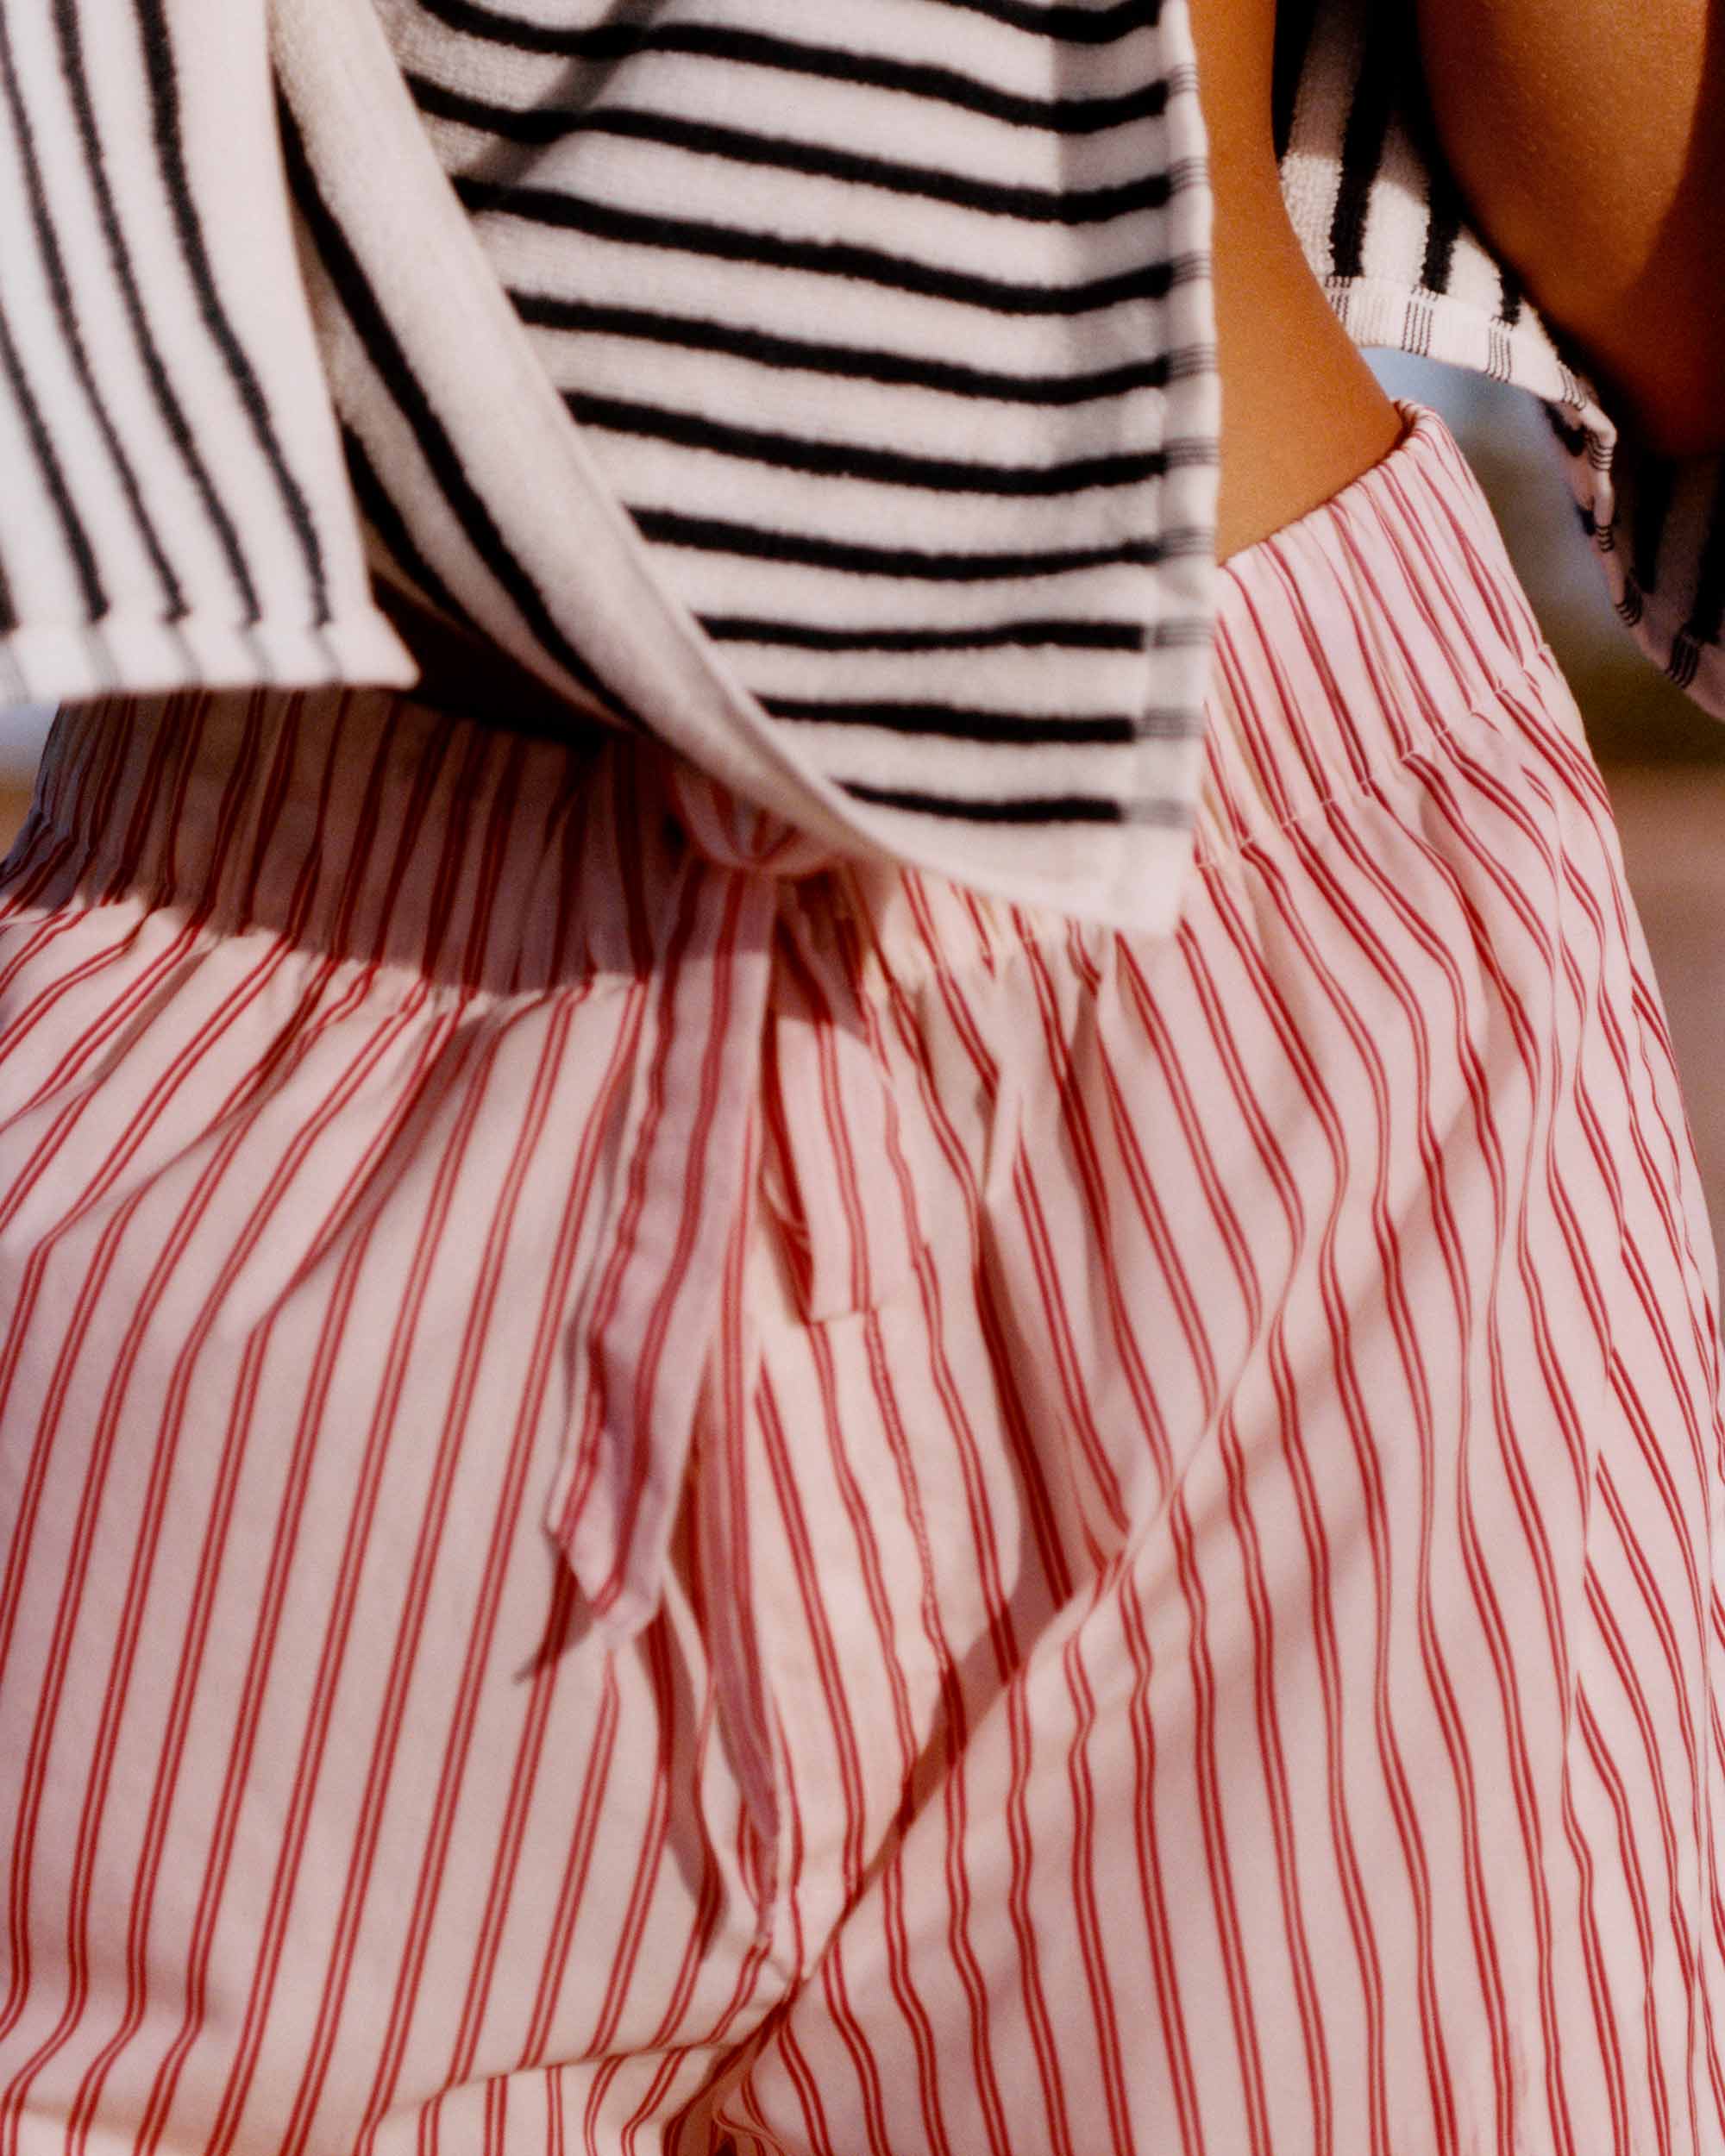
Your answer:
[1194,402,1552,867]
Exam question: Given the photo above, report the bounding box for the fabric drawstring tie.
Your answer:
[542,759,841,1644]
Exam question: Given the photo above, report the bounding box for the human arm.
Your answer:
[1416,0,1725,458]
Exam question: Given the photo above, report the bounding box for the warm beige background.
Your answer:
[3,356,1722,1238]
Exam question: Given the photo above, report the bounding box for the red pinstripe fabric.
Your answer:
[3,410,1723,2153]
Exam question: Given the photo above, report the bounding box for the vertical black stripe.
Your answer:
[1270,0,1318,161]
[1682,464,1725,651]
[342,424,474,636]
[0,5,178,615]
[276,103,643,732]
[53,0,260,622]
[1327,17,1409,281]
[0,292,106,617]
[1394,42,1466,299]
[1419,159,1465,297]
[132,0,330,622]
[1497,261,1525,329]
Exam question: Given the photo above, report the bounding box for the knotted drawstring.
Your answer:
[542,760,841,1643]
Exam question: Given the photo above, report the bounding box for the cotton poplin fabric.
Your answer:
[2,411,1723,2153]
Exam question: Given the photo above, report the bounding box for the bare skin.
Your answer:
[1186,0,1404,559]
[1420,0,1725,460]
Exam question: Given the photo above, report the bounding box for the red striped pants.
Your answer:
[3,412,1724,2153]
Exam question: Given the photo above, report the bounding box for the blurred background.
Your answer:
[3,354,1722,1235]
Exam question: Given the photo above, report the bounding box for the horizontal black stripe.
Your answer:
[411,4,1166,131]
[514,293,1175,405]
[842,780,1129,824]
[844,780,1194,826]
[416,0,1157,49]
[700,613,1145,653]
[631,506,1161,580]
[567,392,1165,494]
[458,178,1170,314]
[411,79,1169,223]
[934,0,1159,39]
[762,697,1138,745]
